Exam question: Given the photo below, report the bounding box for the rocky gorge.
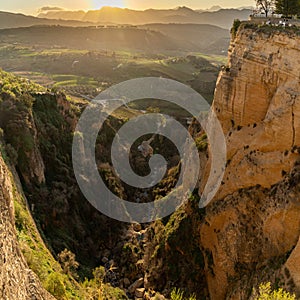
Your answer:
[0,22,299,300]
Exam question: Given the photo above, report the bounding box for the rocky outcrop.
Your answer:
[0,149,54,299]
[199,25,300,299]
[213,26,300,200]
[0,94,45,186]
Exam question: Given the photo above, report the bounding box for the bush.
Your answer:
[231,19,242,37]
[252,282,296,300]
[171,288,184,300]
[6,143,18,166]
[45,272,67,300]
[58,249,79,277]
[92,266,106,285]
[0,70,45,99]
[80,266,127,300]
[195,133,208,152]
[171,288,196,300]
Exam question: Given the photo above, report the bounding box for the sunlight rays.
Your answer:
[91,0,125,9]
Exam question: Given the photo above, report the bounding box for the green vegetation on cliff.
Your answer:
[0,69,127,299]
[252,282,296,300]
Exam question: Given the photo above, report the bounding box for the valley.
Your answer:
[1,2,300,300]
[0,26,225,103]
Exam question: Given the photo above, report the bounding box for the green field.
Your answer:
[0,44,222,105]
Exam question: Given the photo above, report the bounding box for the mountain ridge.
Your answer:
[0,23,230,54]
[0,11,94,29]
[36,6,252,29]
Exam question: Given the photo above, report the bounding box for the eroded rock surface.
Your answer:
[0,153,54,300]
[199,26,300,299]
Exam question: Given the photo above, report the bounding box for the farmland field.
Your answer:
[0,44,222,103]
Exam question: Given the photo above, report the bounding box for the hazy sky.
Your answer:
[1,0,255,15]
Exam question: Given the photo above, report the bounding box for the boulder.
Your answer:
[135,288,145,298]
[128,277,144,294]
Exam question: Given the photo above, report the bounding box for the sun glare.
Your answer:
[92,0,125,9]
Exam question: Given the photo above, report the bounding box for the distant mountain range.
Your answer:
[139,23,229,54]
[196,5,254,12]
[36,6,252,29]
[0,7,252,31]
[0,23,230,55]
[0,7,246,55]
[0,26,177,52]
[0,7,234,55]
[0,11,93,29]
[196,5,223,12]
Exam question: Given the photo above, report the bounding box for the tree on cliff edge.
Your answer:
[256,0,275,17]
[275,0,300,16]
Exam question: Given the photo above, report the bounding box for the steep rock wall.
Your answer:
[214,26,300,200]
[0,149,54,299]
[200,25,300,299]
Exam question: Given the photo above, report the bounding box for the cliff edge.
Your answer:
[0,146,54,299]
[199,24,300,299]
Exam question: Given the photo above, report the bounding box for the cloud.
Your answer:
[38,6,65,12]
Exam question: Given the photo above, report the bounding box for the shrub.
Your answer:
[80,266,127,300]
[6,143,18,166]
[58,249,79,277]
[0,142,8,163]
[195,133,208,152]
[171,288,196,300]
[231,19,242,37]
[171,288,184,300]
[92,266,106,285]
[252,282,296,300]
[45,272,67,300]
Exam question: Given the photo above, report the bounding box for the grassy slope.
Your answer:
[0,69,127,299]
[0,138,80,299]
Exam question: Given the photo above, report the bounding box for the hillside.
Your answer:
[196,8,251,29]
[37,6,252,29]
[0,26,179,51]
[0,152,54,299]
[0,11,93,29]
[0,70,128,299]
[0,24,229,54]
[139,23,230,54]
[0,68,205,299]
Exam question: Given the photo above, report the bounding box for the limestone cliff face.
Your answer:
[0,151,54,299]
[0,95,45,186]
[22,108,45,186]
[213,26,300,200]
[199,25,300,299]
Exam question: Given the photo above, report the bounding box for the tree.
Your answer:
[275,0,300,16]
[58,249,79,277]
[256,0,275,17]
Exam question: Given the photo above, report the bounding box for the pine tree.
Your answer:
[275,0,300,16]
